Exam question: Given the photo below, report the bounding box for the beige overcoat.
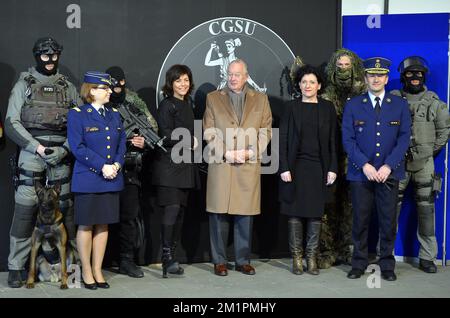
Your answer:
[202,88,272,215]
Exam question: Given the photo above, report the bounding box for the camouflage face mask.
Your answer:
[334,68,353,88]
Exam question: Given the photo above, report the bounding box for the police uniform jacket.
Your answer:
[68,104,126,193]
[342,93,411,181]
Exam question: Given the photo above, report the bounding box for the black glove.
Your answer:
[44,147,68,166]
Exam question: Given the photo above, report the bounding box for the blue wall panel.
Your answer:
[343,13,449,261]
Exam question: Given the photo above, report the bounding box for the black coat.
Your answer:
[278,98,338,203]
[152,97,199,189]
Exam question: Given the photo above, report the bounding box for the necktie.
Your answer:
[99,107,105,117]
[374,97,381,116]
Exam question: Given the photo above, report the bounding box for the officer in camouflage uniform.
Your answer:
[391,56,450,273]
[105,66,158,278]
[318,48,367,268]
[4,37,81,288]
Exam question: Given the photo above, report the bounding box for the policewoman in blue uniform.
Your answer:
[68,72,126,289]
[342,58,411,281]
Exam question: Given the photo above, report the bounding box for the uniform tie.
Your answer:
[375,97,381,116]
[99,107,105,117]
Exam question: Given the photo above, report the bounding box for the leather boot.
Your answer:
[288,218,303,275]
[306,218,321,275]
[169,215,184,275]
[161,224,184,278]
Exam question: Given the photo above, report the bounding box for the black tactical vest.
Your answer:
[20,75,72,131]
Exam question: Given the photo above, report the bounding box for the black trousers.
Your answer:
[350,179,399,271]
[119,184,140,259]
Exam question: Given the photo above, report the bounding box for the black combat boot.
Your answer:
[119,255,144,278]
[8,270,24,288]
[419,259,437,273]
[306,218,321,275]
[288,218,303,275]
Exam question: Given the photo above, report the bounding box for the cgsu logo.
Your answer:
[156,17,294,174]
[157,17,295,106]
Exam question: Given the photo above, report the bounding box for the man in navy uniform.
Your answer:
[342,57,411,281]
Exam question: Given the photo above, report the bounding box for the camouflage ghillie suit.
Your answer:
[318,48,367,268]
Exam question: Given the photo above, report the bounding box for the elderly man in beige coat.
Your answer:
[203,59,272,276]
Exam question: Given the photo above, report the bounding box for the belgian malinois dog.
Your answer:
[26,181,68,289]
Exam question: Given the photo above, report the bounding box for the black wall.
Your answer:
[0,0,340,270]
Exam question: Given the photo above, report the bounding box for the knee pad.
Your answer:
[417,205,435,237]
[10,203,37,238]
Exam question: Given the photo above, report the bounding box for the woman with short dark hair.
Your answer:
[153,64,199,278]
[279,64,338,275]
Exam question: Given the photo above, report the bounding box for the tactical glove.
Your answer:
[44,146,68,166]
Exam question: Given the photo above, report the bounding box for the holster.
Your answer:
[432,173,442,198]
[9,155,19,190]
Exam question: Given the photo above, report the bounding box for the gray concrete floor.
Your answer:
[0,259,449,298]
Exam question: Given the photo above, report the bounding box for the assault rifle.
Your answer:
[117,104,167,152]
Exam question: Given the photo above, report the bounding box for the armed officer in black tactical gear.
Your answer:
[391,56,450,273]
[105,66,159,278]
[5,37,81,288]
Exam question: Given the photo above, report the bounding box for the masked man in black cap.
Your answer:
[4,37,81,288]
[105,66,158,278]
[391,56,450,273]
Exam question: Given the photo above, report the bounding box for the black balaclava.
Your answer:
[106,66,126,104]
[33,37,63,76]
[35,55,59,76]
[402,70,425,94]
[398,56,428,95]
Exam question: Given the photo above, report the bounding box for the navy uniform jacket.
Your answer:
[342,93,411,181]
[68,103,126,193]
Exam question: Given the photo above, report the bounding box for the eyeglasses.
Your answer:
[95,86,110,91]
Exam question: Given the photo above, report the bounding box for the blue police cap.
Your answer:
[363,57,391,74]
[83,71,112,85]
